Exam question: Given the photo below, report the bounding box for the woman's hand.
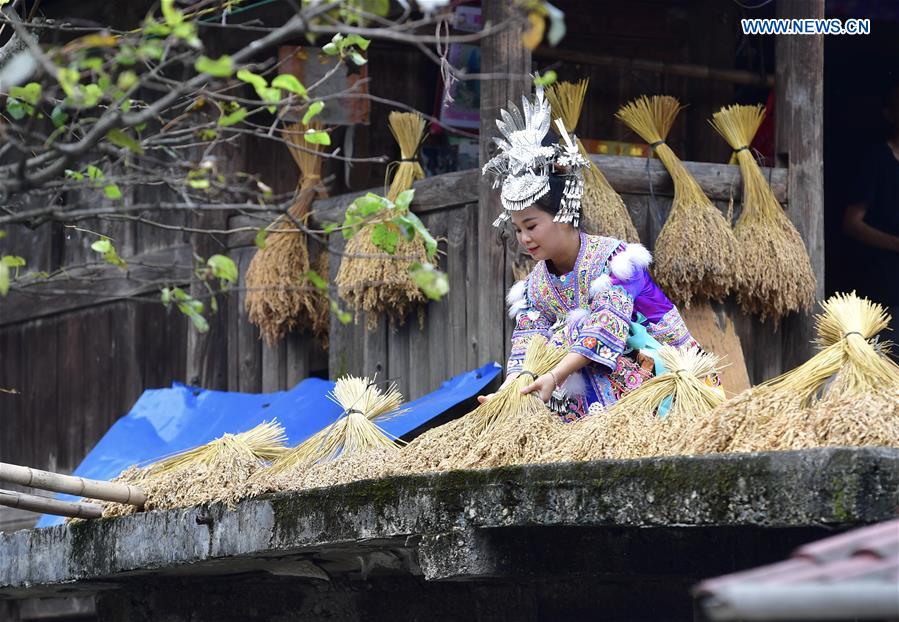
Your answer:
[520,373,557,403]
[477,372,520,404]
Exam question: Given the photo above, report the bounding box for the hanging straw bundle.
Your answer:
[675,292,899,455]
[390,336,568,474]
[710,104,816,321]
[98,421,288,517]
[615,96,739,306]
[545,80,639,242]
[245,122,329,345]
[544,346,725,462]
[335,112,431,330]
[244,377,405,495]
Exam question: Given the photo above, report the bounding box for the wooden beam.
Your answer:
[0,244,194,327]
[533,47,775,88]
[775,0,825,371]
[228,156,787,248]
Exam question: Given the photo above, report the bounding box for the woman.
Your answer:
[478,86,697,421]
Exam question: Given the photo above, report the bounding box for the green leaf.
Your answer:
[322,42,338,56]
[138,40,164,60]
[370,223,399,254]
[236,69,267,91]
[116,70,138,90]
[393,188,415,212]
[161,0,183,25]
[254,228,268,249]
[80,83,103,107]
[348,51,367,66]
[306,270,328,290]
[259,86,281,113]
[303,129,331,145]
[51,105,69,128]
[57,68,80,96]
[86,165,104,182]
[271,74,308,99]
[207,254,238,284]
[90,239,112,253]
[398,211,438,260]
[344,34,371,51]
[65,169,84,181]
[0,255,26,268]
[78,57,104,72]
[103,184,123,200]
[185,308,209,333]
[188,178,210,190]
[302,100,324,125]
[410,262,449,301]
[544,2,567,46]
[10,83,41,105]
[0,230,5,239]
[195,54,234,78]
[6,98,29,120]
[106,129,144,155]
[323,222,339,235]
[115,47,137,66]
[330,299,352,325]
[533,70,558,88]
[0,264,8,297]
[218,106,247,126]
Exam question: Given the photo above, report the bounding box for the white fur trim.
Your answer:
[609,243,652,281]
[566,308,589,326]
[559,372,586,397]
[508,299,528,319]
[506,280,528,319]
[589,274,612,298]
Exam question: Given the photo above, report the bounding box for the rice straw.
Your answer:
[615,95,739,306]
[546,79,640,242]
[245,122,329,345]
[709,104,816,322]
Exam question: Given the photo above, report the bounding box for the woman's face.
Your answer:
[511,206,568,262]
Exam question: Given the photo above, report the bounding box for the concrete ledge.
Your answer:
[2,448,897,598]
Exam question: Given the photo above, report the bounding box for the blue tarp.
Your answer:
[37,362,501,528]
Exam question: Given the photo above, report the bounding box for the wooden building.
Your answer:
[0,0,827,532]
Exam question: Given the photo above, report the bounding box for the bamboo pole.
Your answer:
[0,488,103,519]
[0,462,146,506]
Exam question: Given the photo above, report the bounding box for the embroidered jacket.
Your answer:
[506,232,697,419]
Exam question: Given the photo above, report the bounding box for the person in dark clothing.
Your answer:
[843,81,899,339]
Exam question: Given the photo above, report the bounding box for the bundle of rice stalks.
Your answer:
[98,421,288,517]
[546,346,725,462]
[389,336,568,474]
[245,376,405,495]
[764,292,899,407]
[615,96,739,306]
[335,112,431,330]
[709,104,816,321]
[675,293,899,455]
[245,122,329,345]
[546,79,639,242]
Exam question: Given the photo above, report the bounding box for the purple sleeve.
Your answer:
[610,267,673,323]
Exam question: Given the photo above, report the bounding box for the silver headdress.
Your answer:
[481,84,590,228]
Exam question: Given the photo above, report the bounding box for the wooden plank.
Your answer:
[775,0,825,373]
[444,206,470,380]
[260,339,285,393]
[0,244,194,326]
[479,0,531,375]
[285,330,311,387]
[236,247,262,392]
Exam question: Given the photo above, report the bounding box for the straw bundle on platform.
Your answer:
[675,293,899,455]
[544,346,725,463]
[245,122,329,345]
[710,104,816,321]
[546,80,639,242]
[335,112,430,330]
[615,96,739,306]
[98,421,288,517]
[245,376,405,495]
[390,336,568,474]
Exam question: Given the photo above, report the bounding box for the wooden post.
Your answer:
[0,462,146,506]
[775,0,825,371]
[478,1,531,370]
[0,489,103,519]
